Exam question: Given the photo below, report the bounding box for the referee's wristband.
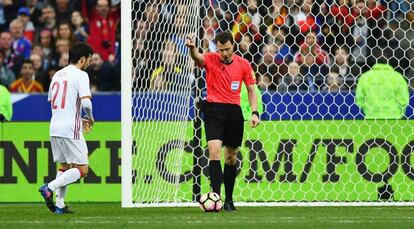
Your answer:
[252,111,260,118]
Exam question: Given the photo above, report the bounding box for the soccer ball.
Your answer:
[199,192,222,212]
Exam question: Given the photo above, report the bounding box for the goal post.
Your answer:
[122,0,203,207]
[121,0,133,207]
[122,0,414,207]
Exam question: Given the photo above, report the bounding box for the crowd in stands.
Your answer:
[135,0,414,93]
[0,0,121,93]
[2,1,413,94]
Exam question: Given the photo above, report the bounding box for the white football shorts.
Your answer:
[50,137,89,165]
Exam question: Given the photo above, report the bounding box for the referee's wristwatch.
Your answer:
[252,111,260,118]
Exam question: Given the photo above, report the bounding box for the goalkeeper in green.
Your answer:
[356,61,409,119]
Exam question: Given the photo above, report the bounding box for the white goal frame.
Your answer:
[121,0,414,207]
[121,0,133,208]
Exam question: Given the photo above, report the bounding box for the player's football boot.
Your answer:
[39,184,56,213]
[55,206,75,214]
[223,201,237,212]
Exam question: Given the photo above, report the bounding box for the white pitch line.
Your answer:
[3,216,414,225]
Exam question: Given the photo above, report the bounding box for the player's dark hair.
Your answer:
[69,42,93,64]
[214,31,234,45]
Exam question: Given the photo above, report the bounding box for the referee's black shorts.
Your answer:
[203,102,244,148]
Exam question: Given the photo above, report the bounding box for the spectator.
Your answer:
[0,31,23,75]
[294,0,319,37]
[158,0,175,24]
[356,58,409,119]
[231,1,262,43]
[142,2,168,76]
[133,38,149,90]
[332,47,350,77]
[0,4,7,32]
[384,21,412,80]
[31,44,43,57]
[9,60,44,93]
[202,28,217,52]
[27,0,44,28]
[38,5,57,34]
[53,0,73,25]
[361,0,388,66]
[56,21,77,45]
[88,52,117,91]
[45,65,60,89]
[265,1,298,49]
[70,0,97,21]
[54,38,70,64]
[17,7,35,43]
[132,18,149,90]
[203,0,238,23]
[331,47,356,90]
[296,40,330,91]
[39,29,56,69]
[87,0,119,62]
[273,28,294,65]
[323,68,344,92]
[279,61,308,92]
[55,38,70,55]
[246,0,262,32]
[170,4,190,55]
[236,34,258,63]
[0,50,15,89]
[30,44,50,88]
[331,0,354,29]
[294,31,330,91]
[150,40,190,91]
[58,52,69,68]
[10,19,32,59]
[71,11,89,42]
[263,0,290,30]
[329,0,354,49]
[295,31,330,67]
[365,0,386,20]
[30,52,47,90]
[256,44,278,91]
[257,74,273,91]
[31,44,43,58]
[135,18,147,41]
[409,1,414,22]
[201,12,219,51]
[386,0,412,21]
[2,1,25,26]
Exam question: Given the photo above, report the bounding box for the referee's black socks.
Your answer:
[209,160,222,195]
[224,163,237,202]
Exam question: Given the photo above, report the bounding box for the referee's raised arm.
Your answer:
[185,35,205,66]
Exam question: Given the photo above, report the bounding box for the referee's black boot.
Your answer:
[223,201,237,212]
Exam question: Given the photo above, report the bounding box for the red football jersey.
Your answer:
[202,52,256,105]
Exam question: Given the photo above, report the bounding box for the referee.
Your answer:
[186,31,260,212]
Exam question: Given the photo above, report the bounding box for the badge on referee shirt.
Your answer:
[231,81,240,91]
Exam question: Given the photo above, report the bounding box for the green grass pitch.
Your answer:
[1,203,413,228]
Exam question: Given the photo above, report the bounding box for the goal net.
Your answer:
[122,0,414,207]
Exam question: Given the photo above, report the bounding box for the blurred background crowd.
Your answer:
[1,0,413,94]
[134,0,414,93]
[0,0,121,93]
